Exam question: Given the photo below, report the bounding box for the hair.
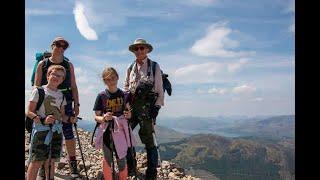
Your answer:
[47,65,66,80]
[102,67,119,80]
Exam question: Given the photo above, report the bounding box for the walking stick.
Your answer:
[152,130,161,167]
[73,116,89,180]
[108,117,116,180]
[48,124,53,180]
[125,108,137,179]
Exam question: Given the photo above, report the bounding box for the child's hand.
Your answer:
[45,115,55,125]
[103,112,113,122]
[124,109,132,119]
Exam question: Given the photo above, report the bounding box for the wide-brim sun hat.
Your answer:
[51,36,69,49]
[129,38,153,53]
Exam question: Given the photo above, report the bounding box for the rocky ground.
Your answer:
[25,128,201,180]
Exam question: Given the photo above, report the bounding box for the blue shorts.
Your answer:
[62,122,74,140]
[62,101,74,140]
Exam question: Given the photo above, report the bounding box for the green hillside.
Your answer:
[160,134,294,180]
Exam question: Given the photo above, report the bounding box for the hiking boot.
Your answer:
[69,160,80,178]
[37,164,46,179]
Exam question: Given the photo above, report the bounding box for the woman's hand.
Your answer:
[69,116,78,124]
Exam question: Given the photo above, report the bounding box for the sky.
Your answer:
[25,0,295,121]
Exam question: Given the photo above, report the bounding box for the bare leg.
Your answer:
[44,158,56,180]
[65,139,76,156]
[27,161,42,180]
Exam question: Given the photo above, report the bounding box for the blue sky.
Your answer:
[25,0,295,120]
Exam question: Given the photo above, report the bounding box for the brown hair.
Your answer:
[47,65,66,80]
[102,67,119,80]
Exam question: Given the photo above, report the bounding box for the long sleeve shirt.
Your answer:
[124,57,164,106]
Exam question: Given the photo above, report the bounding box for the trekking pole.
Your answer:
[48,123,53,180]
[152,130,161,167]
[109,117,116,180]
[73,116,89,180]
[125,108,137,179]
[90,122,100,146]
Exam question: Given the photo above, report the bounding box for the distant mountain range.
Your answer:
[222,115,295,138]
[159,134,295,180]
[157,115,295,138]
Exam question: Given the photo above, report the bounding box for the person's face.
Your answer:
[52,41,68,55]
[47,69,65,86]
[103,74,118,88]
[133,45,148,60]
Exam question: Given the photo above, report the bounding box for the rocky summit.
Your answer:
[25,128,201,180]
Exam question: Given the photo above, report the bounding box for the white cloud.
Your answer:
[196,89,206,94]
[232,84,256,94]
[251,97,263,102]
[208,87,227,95]
[181,0,218,6]
[227,58,248,73]
[175,62,222,76]
[190,21,255,58]
[173,59,248,84]
[73,2,98,40]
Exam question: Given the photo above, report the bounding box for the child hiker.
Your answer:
[26,65,77,180]
[93,66,136,180]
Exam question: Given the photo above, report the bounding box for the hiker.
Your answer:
[33,36,81,178]
[93,67,136,180]
[124,38,164,180]
[26,65,71,180]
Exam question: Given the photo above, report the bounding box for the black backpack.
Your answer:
[25,87,45,133]
[128,58,172,96]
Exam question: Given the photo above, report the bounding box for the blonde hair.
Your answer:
[102,67,119,80]
[47,65,66,80]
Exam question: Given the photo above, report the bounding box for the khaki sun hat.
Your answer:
[129,38,153,53]
[51,36,69,49]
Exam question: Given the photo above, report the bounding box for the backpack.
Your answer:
[30,51,70,86]
[128,58,172,96]
[25,87,45,133]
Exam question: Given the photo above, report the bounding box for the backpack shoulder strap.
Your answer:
[128,61,135,74]
[152,60,157,77]
[36,87,45,110]
[60,93,65,109]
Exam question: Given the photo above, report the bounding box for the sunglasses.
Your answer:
[134,46,145,51]
[54,43,68,50]
[50,72,64,78]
